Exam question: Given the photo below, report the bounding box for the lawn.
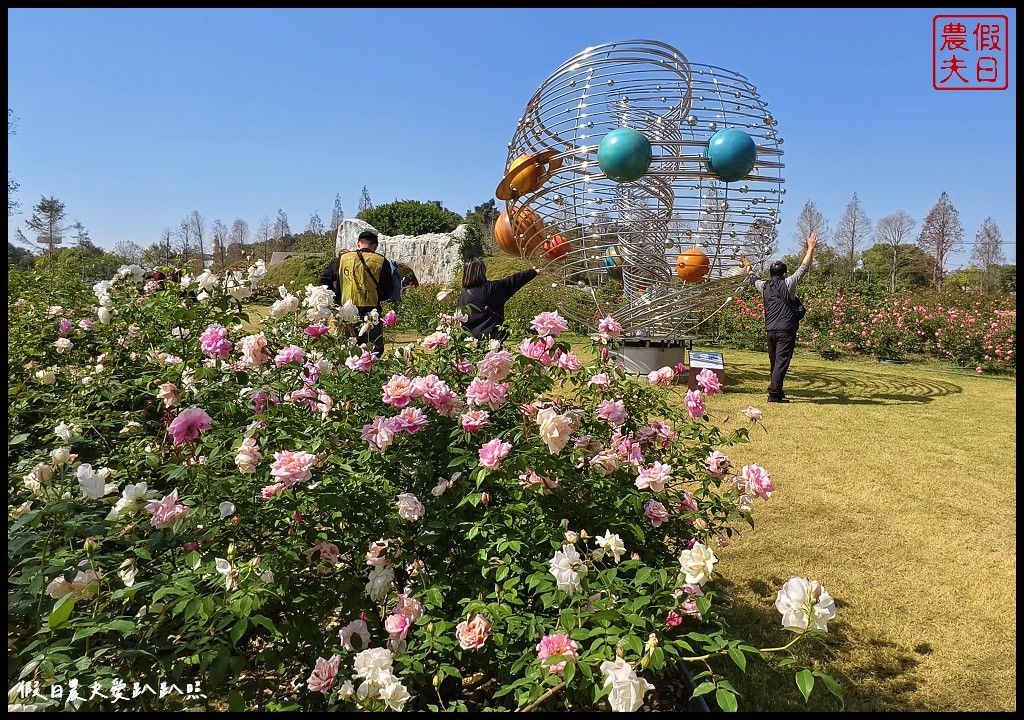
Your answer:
[666,346,1016,712]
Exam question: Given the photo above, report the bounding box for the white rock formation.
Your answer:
[335,218,465,285]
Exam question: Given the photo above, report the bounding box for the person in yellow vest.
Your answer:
[319,230,395,355]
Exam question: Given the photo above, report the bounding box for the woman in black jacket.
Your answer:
[457,258,541,341]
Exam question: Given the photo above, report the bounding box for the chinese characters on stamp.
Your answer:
[934,14,1009,90]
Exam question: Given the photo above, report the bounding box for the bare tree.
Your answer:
[176,217,196,266]
[112,240,145,264]
[187,210,207,269]
[917,191,964,290]
[358,186,374,215]
[971,217,1005,293]
[230,218,249,248]
[210,218,229,269]
[8,109,20,217]
[256,216,273,262]
[791,200,831,257]
[160,228,175,268]
[875,210,916,292]
[330,194,345,232]
[833,193,873,278]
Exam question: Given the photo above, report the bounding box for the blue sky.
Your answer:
[7,8,1017,267]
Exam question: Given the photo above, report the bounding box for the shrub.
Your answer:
[8,263,841,712]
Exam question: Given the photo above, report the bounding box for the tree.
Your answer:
[175,217,196,266]
[359,199,462,236]
[111,240,144,265]
[256,216,273,262]
[971,217,1005,293]
[861,243,933,292]
[211,218,229,269]
[160,228,175,267]
[8,109,20,218]
[358,186,374,214]
[833,193,873,279]
[8,241,35,269]
[916,191,963,290]
[791,200,831,258]
[306,212,325,237]
[25,196,69,258]
[70,221,91,280]
[273,209,290,242]
[464,199,501,255]
[187,210,207,268]
[330,194,345,232]
[230,218,249,248]
[874,210,916,292]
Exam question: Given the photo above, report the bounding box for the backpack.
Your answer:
[792,295,807,321]
[386,261,403,304]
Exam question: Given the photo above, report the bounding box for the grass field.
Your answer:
[673,346,1016,712]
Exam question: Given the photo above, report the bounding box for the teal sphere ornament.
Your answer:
[597,128,652,183]
[706,128,757,183]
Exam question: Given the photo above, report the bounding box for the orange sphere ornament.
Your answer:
[495,207,547,257]
[543,234,570,261]
[675,248,711,283]
[506,155,543,196]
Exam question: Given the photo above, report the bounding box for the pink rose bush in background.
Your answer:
[7,266,842,713]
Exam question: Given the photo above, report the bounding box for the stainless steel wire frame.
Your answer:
[501,39,784,341]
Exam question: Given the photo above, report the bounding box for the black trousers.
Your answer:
[766,330,796,398]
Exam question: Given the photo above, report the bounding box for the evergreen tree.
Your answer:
[25,196,68,257]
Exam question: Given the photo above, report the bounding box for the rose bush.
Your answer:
[8,263,841,712]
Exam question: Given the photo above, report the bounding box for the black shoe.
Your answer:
[768,396,790,403]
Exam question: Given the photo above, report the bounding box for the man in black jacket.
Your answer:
[457,258,540,341]
[743,232,817,403]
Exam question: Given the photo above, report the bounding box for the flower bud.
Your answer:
[227,542,236,560]
[83,537,100,558]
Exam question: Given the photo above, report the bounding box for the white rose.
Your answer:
[365,565,395,602]
[396,493,425,521]
[678,541,717,587]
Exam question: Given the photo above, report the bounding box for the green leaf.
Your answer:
[795,668,815,702]
[691,681,716,698]
[229,618,249,645]
[228,690,245,712]
[777,656,797,667]
[715,688,738,712]
[813,671,843,700]
[107,619,136,635]
[10,432,29,445]
[727,647,747,671]
[48,594,75,630]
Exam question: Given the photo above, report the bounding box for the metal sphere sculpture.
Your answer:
[495,39,785,344]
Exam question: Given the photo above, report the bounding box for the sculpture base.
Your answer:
[611,338,692,377]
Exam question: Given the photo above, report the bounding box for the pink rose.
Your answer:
[303,323,329,337]
[695,368,722,396]
[536,633,579,674]
[644,499,670,527]
[306,655,341,693]
[145,488,189,529]
[684,389,706,419]
[382,310,397,327]
[455,614,490,650]
[269,449,316,487]
[530,311,568,338]
[167,407,212,445]
[274,344,305,368]
[236,333,271,369]
[460,410,491,433]
[478,438,512,470]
